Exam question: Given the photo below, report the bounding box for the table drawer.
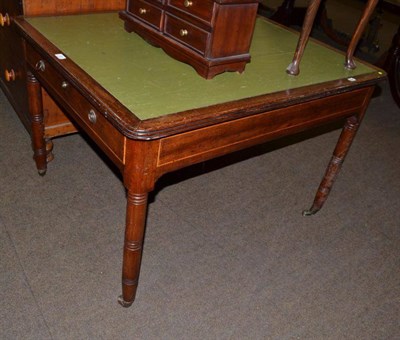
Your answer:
[26,44,125,166]
[164,14,209,55]
[168,0,213,23]
[129,0,163,30]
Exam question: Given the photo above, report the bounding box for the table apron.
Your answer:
[156,87,372,174]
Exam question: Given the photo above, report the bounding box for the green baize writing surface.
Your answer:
[27,13,378,120]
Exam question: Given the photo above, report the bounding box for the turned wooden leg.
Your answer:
[303,113,364,216]
[286,0,322,76]
[27,72,47,176]
[345,0,379,69]
[118,191,149,307]
[303,83,375,215]
[118,140,161,307]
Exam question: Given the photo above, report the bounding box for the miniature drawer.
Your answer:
[26,44,125,166]
[121,0,259,78]
[129,0,163,30]
[164,14,209,55]
[168,0,214,23]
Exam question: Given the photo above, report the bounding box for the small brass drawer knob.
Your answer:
[179,29,188,37]
[0,13,10,27]
[35,60,46,72]
[88,109,97,124]
[5,69,15,82]
[184,0,193,7]
[139,8,147,15]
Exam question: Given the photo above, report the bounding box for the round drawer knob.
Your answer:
[0,13,10,27]
[184,0,193,7]
[88,109,97,124]
[5,69,16,82]
[139,8,147,14]
[35,60,46,72]
[61,81,69,89]
[179,29,188,37]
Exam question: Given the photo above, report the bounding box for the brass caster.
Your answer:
[38,169,47,176]
[118,295,134,308]
[302,208,319,216]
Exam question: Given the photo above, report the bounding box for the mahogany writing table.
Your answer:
[14,13,385,307]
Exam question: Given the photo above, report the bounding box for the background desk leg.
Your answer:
[118,191,148,307]
[27,72,47,176]
[384,25,400,108]
[269,0,296,26]
[303,114,363,216]
[345,0,379,69]
[287,0,322,76]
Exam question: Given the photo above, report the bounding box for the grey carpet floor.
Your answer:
[1,80,399,339]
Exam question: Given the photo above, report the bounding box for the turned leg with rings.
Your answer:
[117,140,159,307]
[27,72,47,176]
[303,85,375,215]
[118,191,149,307]
[303,114,364,216]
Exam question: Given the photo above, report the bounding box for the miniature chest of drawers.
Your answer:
[119,0,259,79]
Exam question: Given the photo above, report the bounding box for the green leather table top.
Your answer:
[26,13,382,120]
